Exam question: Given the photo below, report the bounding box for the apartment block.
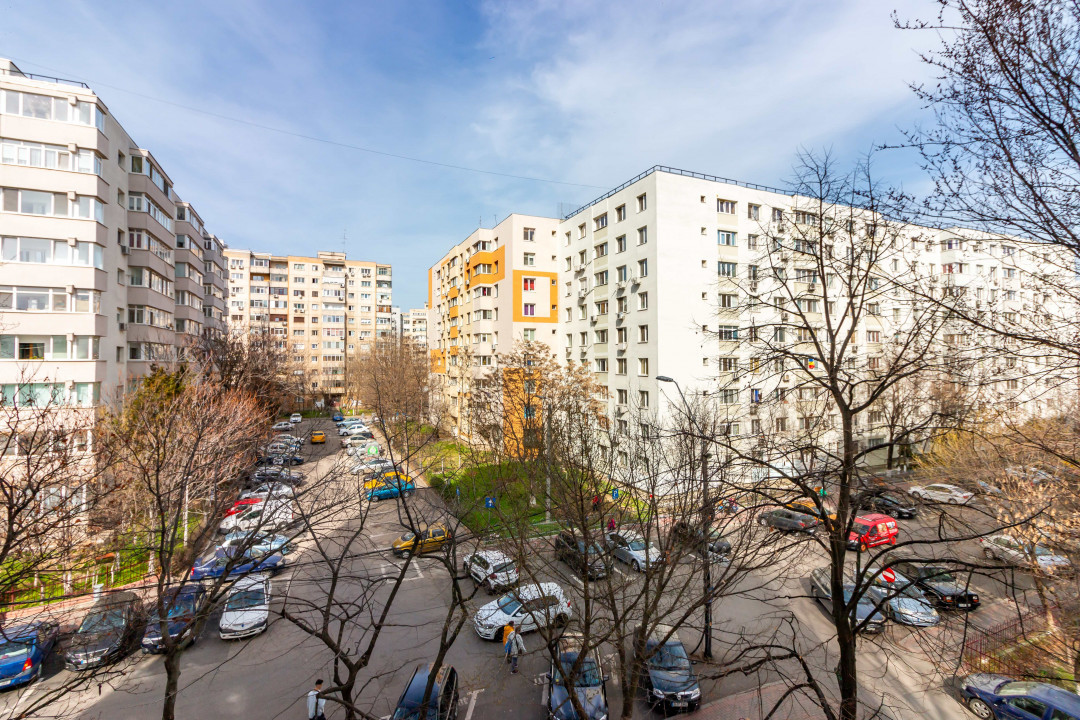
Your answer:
[402,307,428,347]
[223,249,392,400]
[428,214,560,435]
[560,166,1077,466]
[0,58,227,407]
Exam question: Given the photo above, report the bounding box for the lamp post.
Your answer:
[657,375,713,660]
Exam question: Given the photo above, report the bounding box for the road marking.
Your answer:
[461,688,484,720]
[570,576,583,588]
[614,567,627,577]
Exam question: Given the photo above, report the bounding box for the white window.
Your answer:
[523,253,535,266]
[638,358,649,376]
[638,325,649,342]
[637,227,648,245]
[594,213,608,230]
[636,193,647,212]
[616,204,626,222]
[637,259,648,277]
[637,292,648,310]
[523,227,535,242]
[717,199,735,214]
[718,231,737,247]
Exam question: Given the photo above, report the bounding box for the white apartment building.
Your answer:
[402,307,428,347]
[223,249,392,401]
[428,213,560,435]
[560,166,1077,465]
[0,58,226,407]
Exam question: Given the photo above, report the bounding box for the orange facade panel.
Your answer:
[430,349,446,374]
[467,245,506,286]
[512,269,559,323]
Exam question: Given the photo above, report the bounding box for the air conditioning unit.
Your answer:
[616,311,627,321]
[781,374,791,383]
[630,275,641,286]
[749,282,758,293]
[616,280,626,289]
[807,283,817,293]
[615,405,626,416]
[120,245,131,255]
[781,312,789,322]
[577,289,588,299]
[118,322,127,331]
[749,405,759,416]
[616,342,627,351]
[589,314,598,324]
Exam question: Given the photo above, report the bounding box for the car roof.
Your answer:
[399,664,452,708]
[0,621,51,640]
[854,513,893,523]
[88,591,139,609]
[646,623,682,644]
[1022,682,1080,712]
[514,582,562,600]
[229,575,268,592]
[473,549,512,564]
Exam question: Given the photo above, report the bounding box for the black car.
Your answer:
[864,492,917,519]
[256,453,304,467]
[669,520,731,559]
[639,625,701,714]
[891,561,980,611]
[141,584,207,653]
[758,508,820,534]
[547,632,609,720]
[808,568,886,634]
[554,531,608,579]
[64,591,145,670]
[392,663,459,720]
[250,467,304,485]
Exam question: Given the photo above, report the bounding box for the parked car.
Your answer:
[350,458,394,475]
[847,513,898,552]
[272,433,305,445]
[191,547,286,582]
[863,491,917,519]
[392,523,452,557]
[310,431,326,444]
[219,576,270,640]
[974,480,1004,497]
[289,413,302,424]
[331,412,344,422]
[758,508,820,534]
[473,583,571,640]
[225,498,263,517]
[141,584,206,653]
[861,568,941,627]
[604,531,661,572]
[960,673,1080,720]
[338,423,368,436]
[639,625,701,714]
[981,534,1072,573]
[219,501,295,535]
[257,452,304,467]
[554,531,608,579]
[271,421,292,432]
[391,664,459,720]
[366,477,415,502]
[342,427,375,440]
[784,498,836,522]
[0,621,58,689]
[908,483,973,505]
[890,561,980,610]
[669,520,731,559]
[220,531,292,557]
[463,550,518,593]
[547,632,609,720]
[250,467,304,486]
[808,568,886,634]
[64,592,144,670]
[240,483,295,501]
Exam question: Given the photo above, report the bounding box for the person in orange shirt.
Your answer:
[502,621,515,663]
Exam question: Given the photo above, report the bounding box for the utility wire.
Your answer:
[6,56,608,192]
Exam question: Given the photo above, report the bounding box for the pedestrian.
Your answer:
[307,679,326,720]
[502,620,516,664]
[507,626,526,674]
[592,495,600,514]
[607,516,616,532]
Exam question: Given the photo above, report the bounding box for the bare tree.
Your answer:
[187,326,302,417]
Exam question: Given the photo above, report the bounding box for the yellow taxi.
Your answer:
[784,498,837,522]
[391,523,452,557]
[310,431,326,444]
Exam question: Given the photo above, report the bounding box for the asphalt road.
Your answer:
[0,421,1043,720]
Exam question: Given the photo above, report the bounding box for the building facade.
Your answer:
[223,249,392,401]
[427,213,560,436]
[402,307,428,347]
[0,58,226,408]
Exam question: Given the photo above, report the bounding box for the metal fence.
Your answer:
[961,605,1058,674]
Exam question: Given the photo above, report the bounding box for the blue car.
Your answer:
[547,633,609,720]
[367,478,415,502]
[221,532,291,557]
[0,621,58,689]
[191,548,286,582]
[141,584,207,653]
[331,413,344,422]
[960,673,1080,719]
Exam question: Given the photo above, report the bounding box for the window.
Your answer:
[639,390,649,407]
[866,331,881,343]
[772,208,784,222]
[775,417,788,432]
[1,188,103,222]
[637,292,648,310]
[718,231,737,247]
[719,293,737,308]
[748,204,760,221]
[616,235,626,253]
[595,358,608,372]
[578,223,586,239]
[719,389,738,404]
[594,271,608,286]
[636,193,647,212]
[595,300,608,315]
[594,242,608,258]
[595,329,608,343]
[637,259,648,277]
[594,213,608,230]
[638,325,649,342]
[1004,698,1046,717]
[0,90,105,130]
[523,278,535,291]
[616,358,627,375]
[2,237,103,269]
[523,303,535,316]
[523,227,535,242]
[523,253,535,266]
[717,199,736,214]
[718,325,739,340]
[1,138,101,175]
[617,296,628,313]
[617,389,628,404]
[718,262,737,277]
[638,358,649,376]
[637,227,647,245]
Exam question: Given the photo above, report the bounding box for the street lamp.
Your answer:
[657,375,714,660]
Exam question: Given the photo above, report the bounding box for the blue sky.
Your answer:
[2,0,937,309]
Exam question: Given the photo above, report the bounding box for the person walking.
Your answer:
[507,626,526,674]
[501,620,516,664]
[606,516,616,532]
[307,679,326,720]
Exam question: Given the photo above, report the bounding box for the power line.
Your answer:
[6,56,608,192]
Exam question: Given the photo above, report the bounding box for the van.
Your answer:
[847,513,898,552]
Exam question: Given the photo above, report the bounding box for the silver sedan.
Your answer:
[604,531,661,572]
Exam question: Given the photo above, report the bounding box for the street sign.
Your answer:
[366,443,380,457]
[484,496,496,509]
[611,488,619,500]
[882,568,896,583]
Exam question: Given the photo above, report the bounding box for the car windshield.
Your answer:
[167,596,196,618]
[922,567,955,583]
[0,639,30,661]
[496,596,522,615]
[78,608,126,634]
[225,588,266,611]
[627,539,648,551]
[852,524,872,535]
[493,561,514,573]
[398,532,415,542]
[553,653,604,687]
[1034,546,1055,557]
[650,640,690,670]
[585,543,602,556]
[880,494,903,504]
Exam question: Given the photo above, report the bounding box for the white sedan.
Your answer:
[219,576,270,640]
[907,483,973,505]
[271,421,293,432]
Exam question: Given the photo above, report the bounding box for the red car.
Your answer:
[224,498,262,517]
[847,513,898,552]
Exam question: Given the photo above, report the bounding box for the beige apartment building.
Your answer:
[402,307,428,347]
[427,213,560,436]
[223,249,392,402]
[0,58,226,409]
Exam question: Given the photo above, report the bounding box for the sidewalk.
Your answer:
[696,681,826,720]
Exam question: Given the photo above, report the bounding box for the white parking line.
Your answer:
[461,688,484,720]
[570,576,584,588]
[614,567,627,577]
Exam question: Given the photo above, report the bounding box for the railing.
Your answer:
[0,67,91,89]
[961,605,1058,673]
[561,165,791,220]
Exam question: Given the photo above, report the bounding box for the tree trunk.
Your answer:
[834,413,859,720]
[162,651,181,720]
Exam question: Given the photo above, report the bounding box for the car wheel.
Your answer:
[371,494,381,502]
[967,697,993,719]
[859,542,869,553]
[633,560,642,572]
[948,498,958,505]
[402,490,413,498]
[757,516,767,526]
